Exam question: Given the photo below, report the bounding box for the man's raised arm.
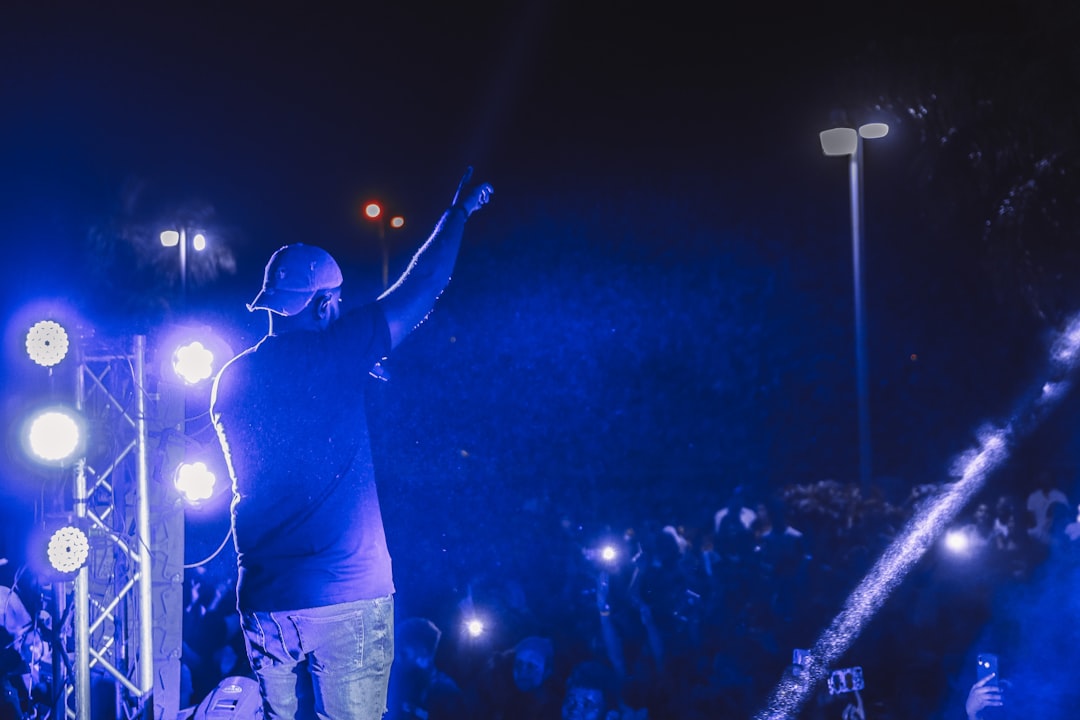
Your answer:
[377,166,494,349]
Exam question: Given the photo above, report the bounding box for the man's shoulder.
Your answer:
[333,303,392,359]
[211,345,262,409]
[339,302,389,334]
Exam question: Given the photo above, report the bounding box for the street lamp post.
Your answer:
[819,122,889,494]
[160,228,206,307]
[362,201,405,289]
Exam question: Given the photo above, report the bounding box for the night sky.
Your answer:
[3,0,1080,712]
[3,1,1073,479]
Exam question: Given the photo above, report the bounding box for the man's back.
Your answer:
[211,303,394,611]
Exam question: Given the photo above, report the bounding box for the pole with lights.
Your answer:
[819,121,889,494]
[362,201,406,289]
[160,228,207,306]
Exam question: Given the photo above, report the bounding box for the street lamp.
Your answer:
[819,121,889,493]
[362,201,406,289]
[160,228,207,306]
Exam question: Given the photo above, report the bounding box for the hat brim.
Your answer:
[247,287,317,316]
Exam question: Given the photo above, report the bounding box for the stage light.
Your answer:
[173,341,215,385]
[25,320,70,367]
[25,407,83,464]
[174,461,217,503]
[156,324,235,389]
[600,545,617,562]
[47,524,89,574]
[28,518,91,582]
[389,215,405,229]
[193,676,262,720]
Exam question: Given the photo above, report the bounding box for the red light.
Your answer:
[363,202,382,220]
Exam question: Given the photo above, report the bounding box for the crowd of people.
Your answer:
[177,469,1080,719]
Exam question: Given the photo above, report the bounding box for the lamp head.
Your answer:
[820,127,858,156]
[858,122,889,139]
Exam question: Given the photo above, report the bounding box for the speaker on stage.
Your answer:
[191,676,263,720]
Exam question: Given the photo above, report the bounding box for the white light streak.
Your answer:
[754,311,1080,720]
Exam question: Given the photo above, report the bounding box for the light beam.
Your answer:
[754,310,1080,720]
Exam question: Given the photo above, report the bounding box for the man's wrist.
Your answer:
[450,204,470,219]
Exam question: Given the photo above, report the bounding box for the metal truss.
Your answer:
[60,335,185,720]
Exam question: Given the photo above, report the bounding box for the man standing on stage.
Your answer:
[211,168,494,719]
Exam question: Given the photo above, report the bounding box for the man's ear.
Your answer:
[315,292,335,320]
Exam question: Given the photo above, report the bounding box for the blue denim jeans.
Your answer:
[240,595,394,720]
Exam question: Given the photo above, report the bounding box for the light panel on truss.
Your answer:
[24,407,84,464]
[26,320,70,367]
[48,524,90,574]
[174,461,217,503]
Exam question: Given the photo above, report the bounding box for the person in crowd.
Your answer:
[210,168,494,719]
[751,497,809,630]
[386,617,468,720]
[182,569,223,704]
[474,634,561,720]
[1064,503,1080,541]
[0,572,37,720]
[713,485,756,537]
[183,569,247,705]
[989,499,1041,581]
[560,661,620,720]
[1025,469,1069,543]
[965,672,1003,720]
[702,501,758,630]
[990,494,1020,543]
[956,500,996,551]
[1044,499,1077,557]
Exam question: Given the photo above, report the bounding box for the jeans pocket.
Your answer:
[296,609,365,673]
[239,611,274,672]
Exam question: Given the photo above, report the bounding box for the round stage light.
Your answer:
[26,320,70,367]
[172,341,215,384]
[174,461,217,503]
[27,409,82,463]
[47,525,90,574]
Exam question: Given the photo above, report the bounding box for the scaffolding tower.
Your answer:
[59,335,185,719]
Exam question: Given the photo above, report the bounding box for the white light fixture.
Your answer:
[820,127,858,156]
[47,525,90,573]
[172,341,215,385]
[26,320,70,367]
[26,408,83,463]
[858,122,890,139]
[174,461,217,503]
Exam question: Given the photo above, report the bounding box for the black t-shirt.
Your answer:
[211,303,394,611]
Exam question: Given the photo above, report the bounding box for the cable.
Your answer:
[184,525,234,569]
